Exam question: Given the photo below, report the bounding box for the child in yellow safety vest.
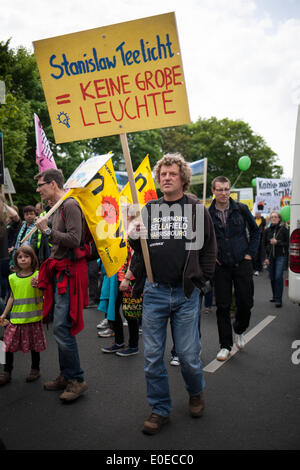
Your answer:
[0,246,46,385]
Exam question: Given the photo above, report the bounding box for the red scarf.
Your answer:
[38,256,89,336]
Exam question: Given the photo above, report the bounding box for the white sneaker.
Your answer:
[216,348,230,361]
[254,271,259,276]
[170,356,180,366]
[97,318,109,329]
[97,328,115,338]
[235,334,246,350]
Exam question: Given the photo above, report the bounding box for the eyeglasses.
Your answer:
[37,182,50,188]
[214,188,230,193]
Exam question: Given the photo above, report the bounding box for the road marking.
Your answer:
[203,315,276,373]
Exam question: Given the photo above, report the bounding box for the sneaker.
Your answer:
[123,320,128,327]
[142,413,169,435]
[216,348,231,361]
[0,371,11,386]
[97,328,115,338]
[170,356,180,366]
[189,391,205,417]
[116,347,139,357]
[275,301,282,308]
[97,318,109,329]
[139,327,143,335]
[59,380,88,402]
[44,374,68,391]
[101,343,125,353]
[254,271,259,276]
[26,369,40,383]
[235,334,246,350]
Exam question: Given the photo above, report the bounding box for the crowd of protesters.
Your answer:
[0,157,290,437]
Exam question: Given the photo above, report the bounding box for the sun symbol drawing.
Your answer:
[96,196,120,239]
[57,111,71,128]
[143,189,157,204]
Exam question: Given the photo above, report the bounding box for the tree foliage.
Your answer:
[0,39,282,208]
[160,118,282,197]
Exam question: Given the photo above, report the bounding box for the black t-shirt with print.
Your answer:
[144,195,190,285]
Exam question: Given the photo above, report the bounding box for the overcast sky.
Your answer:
[2,0,300,177]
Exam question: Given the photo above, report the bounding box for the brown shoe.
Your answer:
[189,392,205,417]
[0,371,11,386]
[26,369,40,382]
[59,380,88,402]
[44,374,68,391]
[142,413,169,435]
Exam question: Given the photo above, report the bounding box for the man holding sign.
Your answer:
[129,153,216,434]
[33,168,89,402]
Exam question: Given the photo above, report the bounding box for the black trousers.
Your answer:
[110,288,139,348]
[214,260,254,350]
[87,260,101,303]
[4,350,40,373]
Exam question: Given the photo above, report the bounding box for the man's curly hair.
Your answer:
[153,153,192,192]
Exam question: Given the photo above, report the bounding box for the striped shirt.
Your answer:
[215,204,230,228]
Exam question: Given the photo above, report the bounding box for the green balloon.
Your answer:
[251,178,257,187]
[238,156,251,171]
[280,205,290,222]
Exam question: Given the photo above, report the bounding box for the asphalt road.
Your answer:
[0,269,299,453]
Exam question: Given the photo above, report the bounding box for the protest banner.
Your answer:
[189,158,207,203]
[65,158,127,277]
[33,12,190,143]
[21,154,111,242]
[230,187,254,211]
[255,177,292,214]
[34,114,57,171]
[120,154,157,207]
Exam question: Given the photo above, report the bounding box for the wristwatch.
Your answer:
[44,227,52,236]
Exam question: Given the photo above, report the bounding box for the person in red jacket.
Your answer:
[33,168,89,402]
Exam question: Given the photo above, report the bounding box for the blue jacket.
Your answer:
[209,198,260,266]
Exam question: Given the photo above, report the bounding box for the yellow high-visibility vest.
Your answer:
[9,270,43,324]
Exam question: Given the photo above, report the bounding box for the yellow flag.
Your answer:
[64,158,127,277]
[120,155,158,207]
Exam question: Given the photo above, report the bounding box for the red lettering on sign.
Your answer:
[79,106,95,126]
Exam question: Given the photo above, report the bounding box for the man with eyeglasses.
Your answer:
[209,176,260,361]
[33,168,89,402]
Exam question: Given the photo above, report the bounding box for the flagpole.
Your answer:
[20,193,69,244]
[119,133,154,283]
[203,158,207,205]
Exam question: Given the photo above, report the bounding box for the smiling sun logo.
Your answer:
[100,196,119,224]
[95,195,121,240]
[144,189,158,204]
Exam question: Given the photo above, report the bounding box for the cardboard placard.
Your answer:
[33,12,190,143]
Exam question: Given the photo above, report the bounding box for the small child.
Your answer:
[0,246,46,385]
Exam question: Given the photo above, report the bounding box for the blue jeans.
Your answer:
[53,280,84,382]
[142,279,205,417]
[268,256,287,302]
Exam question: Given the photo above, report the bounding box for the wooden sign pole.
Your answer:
[120,133,154,283]
[21,193,68,244]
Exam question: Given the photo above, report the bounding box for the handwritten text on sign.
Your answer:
[33,13,190,144]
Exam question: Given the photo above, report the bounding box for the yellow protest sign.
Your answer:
[65,158,127,277]
[33,12,190,144]
[120,155,157,206]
